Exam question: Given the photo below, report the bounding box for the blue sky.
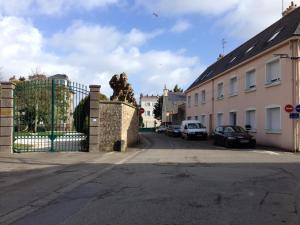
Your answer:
[0,0,296,97]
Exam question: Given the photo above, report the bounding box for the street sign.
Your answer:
[140,108,145,114]
[296,105,300,113]
[289,112,300,119]
[285,104,294,113]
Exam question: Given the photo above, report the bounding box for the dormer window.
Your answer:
[268,30,281,43]
[229,56,237,63]
[245,45,255,54]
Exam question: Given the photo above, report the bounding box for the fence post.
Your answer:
[0,82,14,153]
[89,85,101,152]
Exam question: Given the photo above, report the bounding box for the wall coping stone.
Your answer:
[99,100,137,109]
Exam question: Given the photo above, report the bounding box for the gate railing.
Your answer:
[13,79,89,152]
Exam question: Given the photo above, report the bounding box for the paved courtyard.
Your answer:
[1,132,300,225]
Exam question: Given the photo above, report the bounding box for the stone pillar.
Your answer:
[0,82,14,153]
[89,85,101,152]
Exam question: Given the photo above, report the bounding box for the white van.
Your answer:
[180,120,208,140]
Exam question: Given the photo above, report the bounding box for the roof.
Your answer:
[186,7,300,92]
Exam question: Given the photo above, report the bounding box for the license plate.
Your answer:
[240,140,249,143]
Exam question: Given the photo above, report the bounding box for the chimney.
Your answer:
[217,54,224,61]
[282,1,298,16]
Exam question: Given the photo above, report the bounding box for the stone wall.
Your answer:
[0,82,14,153]
[98,101,138,152]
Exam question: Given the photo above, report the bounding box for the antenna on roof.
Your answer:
[222,38,227,54]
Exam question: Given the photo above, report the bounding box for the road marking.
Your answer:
[252,150,280,155]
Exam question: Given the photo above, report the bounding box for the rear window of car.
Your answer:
[187,123,205,129]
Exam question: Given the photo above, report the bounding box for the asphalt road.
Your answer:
[2,132,300,225]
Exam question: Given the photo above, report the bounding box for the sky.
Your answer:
[0,0,298,97]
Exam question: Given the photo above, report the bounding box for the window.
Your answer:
[195,116,198,120]
[266,107,281,132]
[187,96,191,108]
[147,111,151,116]
[201,90,206,103]
[246,110,256,131]
[217,113,223,126]
[229,77,238,96]
[201,115,206,126]
[266,59,280,84]
[217,82,224,99]
[187,116,192,120]
[194,93,199,106]
[245,69,256,90]
[146,102,151,106]
[229,112,237,126]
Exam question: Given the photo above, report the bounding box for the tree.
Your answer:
[173,84,183,92]
[14,76,71,133]
[100,93,108,100]
[153,95,163,121]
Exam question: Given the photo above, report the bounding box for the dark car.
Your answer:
[212,125,256,148]
[166,125,181,137]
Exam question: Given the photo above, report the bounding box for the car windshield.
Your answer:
[187,123,205,129]
[225,126,246,133]
[173,125,180,129]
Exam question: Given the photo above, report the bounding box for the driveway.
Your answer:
[1,132,300,225]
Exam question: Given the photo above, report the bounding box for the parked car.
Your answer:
[180,120,208,140]
[155,125,167,133]
[212,125,256,148]
[166,125,181,137]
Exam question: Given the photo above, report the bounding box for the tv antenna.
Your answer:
[222,38,227,54]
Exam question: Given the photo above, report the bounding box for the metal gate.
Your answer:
[13,79,89,152]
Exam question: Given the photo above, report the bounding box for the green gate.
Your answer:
[13,79,89,152]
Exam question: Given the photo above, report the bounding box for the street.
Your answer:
[1,133,300,225]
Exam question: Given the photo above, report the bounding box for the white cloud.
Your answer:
[135,0,300,38]
[0,0,120,16]
[0,17,203,96]
[135,0,239,16]
[170,19,191,33]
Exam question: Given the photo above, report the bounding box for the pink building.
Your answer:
[185,3,300,151]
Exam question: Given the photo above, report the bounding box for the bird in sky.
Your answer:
[153,12,159,17]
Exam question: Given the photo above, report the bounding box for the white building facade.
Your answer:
[140,94,161,128]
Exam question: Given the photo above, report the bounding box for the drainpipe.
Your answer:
[211,79,215,134]
[290,38,300,152]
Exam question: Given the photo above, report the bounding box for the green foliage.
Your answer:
[100,93,108,100]
[139,113,144,127]
[153,95,163,121]
[173,84,183,92]
[73,96,90,134]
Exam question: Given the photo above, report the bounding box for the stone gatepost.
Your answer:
[89,85,101,152]
[0,82,14,153]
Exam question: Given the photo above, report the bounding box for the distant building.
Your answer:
[140,94,160,128]
[162,86,186,125]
